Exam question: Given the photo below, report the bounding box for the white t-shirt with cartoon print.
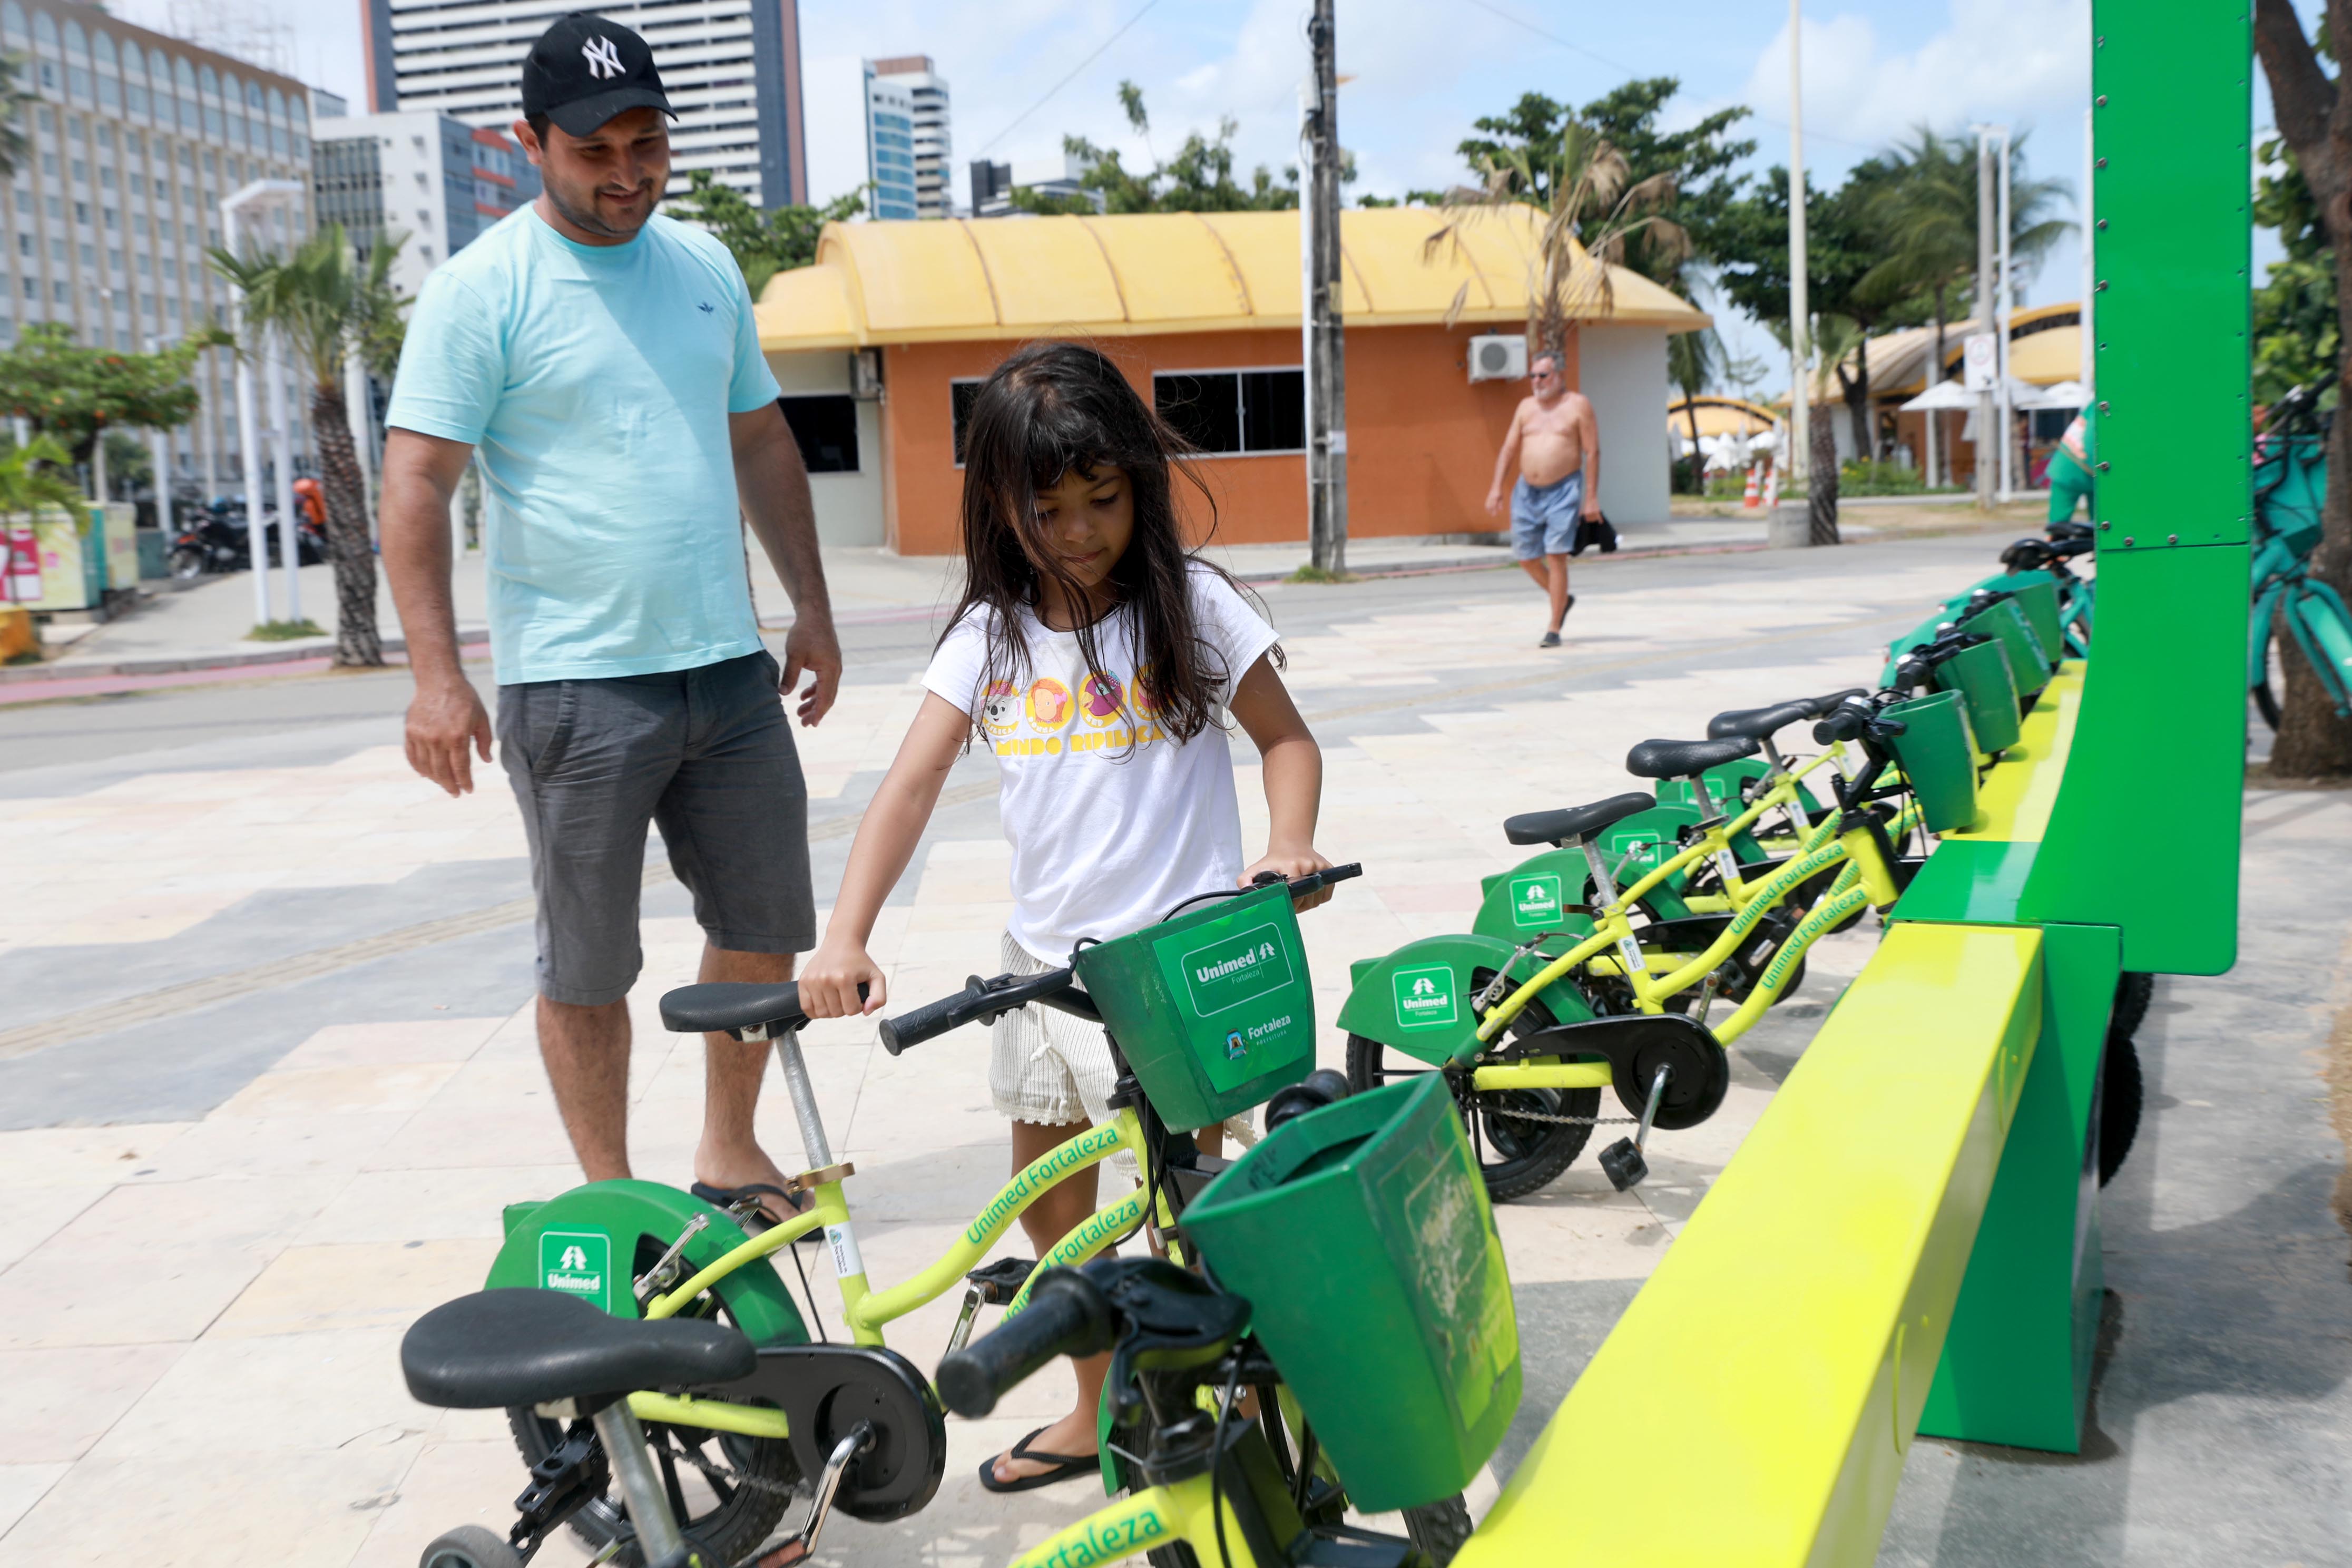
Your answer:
[921,564,1282,965]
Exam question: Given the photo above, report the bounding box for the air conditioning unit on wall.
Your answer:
[1467,333,1527,383]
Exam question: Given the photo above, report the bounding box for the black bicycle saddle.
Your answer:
[1706,699,1816,742]
[1624,737,1758,781]
[1504,790,1655,846]
[661,981,811,1036]
[402,1289,755,1411]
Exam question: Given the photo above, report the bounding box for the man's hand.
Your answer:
[1485,487,1506,518]
[1581,496,1603,522]
[406,677,493,796]
[779,614,842,726]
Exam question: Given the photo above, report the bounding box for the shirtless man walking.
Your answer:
[1485,351,1601,647]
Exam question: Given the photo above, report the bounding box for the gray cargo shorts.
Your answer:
[497,649,815,1007]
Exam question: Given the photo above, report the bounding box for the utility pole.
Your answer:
[1786,0,1809,486]
[1975,129,1996,510]
[1995,125,2014,499]
[1302,0,1347,575]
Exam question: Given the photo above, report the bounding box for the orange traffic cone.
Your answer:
[1742,463,1761,509]
[1762,459,1781,510]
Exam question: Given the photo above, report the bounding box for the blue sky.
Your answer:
[175,0,2302,394]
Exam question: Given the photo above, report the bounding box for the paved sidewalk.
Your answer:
[9,515,1781,684]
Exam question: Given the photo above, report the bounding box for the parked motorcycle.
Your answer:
[166,499,324,580]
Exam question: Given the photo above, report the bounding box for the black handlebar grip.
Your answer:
[936,1269,1114,1417]
[878,982,982,1057]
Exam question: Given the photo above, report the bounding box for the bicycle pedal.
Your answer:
[966,1257,1036,1305]
[1599,1138,1648,1192]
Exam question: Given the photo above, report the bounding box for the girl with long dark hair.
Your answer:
[799,340,1331,1490]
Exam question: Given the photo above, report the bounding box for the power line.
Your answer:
[976,0,1163,157]
[1457,0,1876,154]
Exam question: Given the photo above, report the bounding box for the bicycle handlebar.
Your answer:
[1814,701,1907,746]
[878,965,1079,1056]
[936,1268,1114,1417]
[1249,861,1364,899]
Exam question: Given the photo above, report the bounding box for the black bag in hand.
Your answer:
[1570,512,1619,557]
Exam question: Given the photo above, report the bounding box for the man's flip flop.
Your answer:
[690,1181,809,1233]
[977,1427,1102,1494]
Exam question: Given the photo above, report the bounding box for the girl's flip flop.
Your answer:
[978,1427,1102,1493]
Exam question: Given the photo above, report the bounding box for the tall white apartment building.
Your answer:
[0,0,317,489]
[866,54,948,218]
[363,0,809,208]
[312,111,539,303]
[861,67,915,221]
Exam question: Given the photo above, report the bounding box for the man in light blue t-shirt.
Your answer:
[382,12,838,1224]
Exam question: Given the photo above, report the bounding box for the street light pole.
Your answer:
[263,327,300,623]
[1302,0,1347,576]
[1787,0,1810,487]
[1975,129,1996,510]
[220,179,306,627]
[1995,125,2014,499]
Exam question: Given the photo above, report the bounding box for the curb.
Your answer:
[2,626,491,684]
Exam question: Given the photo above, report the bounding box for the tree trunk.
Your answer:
[309,380,382,667]
[2254,0,2352,774]
[1683,402,1704,494]
[1808,403,1841,545]
[1846,345,1874,463]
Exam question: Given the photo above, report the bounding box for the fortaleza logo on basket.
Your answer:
[1178,922,1294,1017]
[1392,965,1459,1029]
[1508,873,1563,927]
[539,1230,610,1307]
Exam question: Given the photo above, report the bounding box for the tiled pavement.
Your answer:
[1,530,2341,1566]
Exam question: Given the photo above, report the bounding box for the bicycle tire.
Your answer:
[506,1234,800,1565]
[2111,972,2154,1041]
[1346,989,1598,1203]
[2098,1028,2142,1188]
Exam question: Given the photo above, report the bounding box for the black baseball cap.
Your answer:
[521,13,674,137]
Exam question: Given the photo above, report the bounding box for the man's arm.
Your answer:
[1576,394,1602,518]
[381,428,493,795]
[731,403,841,726]
[1486,401,1525,516]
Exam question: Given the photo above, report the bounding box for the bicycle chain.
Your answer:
[645,1429,807,1502]
[1480,1106,1641,1126]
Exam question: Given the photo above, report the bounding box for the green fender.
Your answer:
[486,1178,808,1346]
[1337,933,1598,1067]
[1472,814,1698,954]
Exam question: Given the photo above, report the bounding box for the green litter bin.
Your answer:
[1071,881,1316,1132]
[1930,638,2022,756]
[1958,599,2051,699]
[1181,1074,1520,1513]
[1882,689,1981,834]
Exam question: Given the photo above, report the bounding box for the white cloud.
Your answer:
[1738,0,2089,152]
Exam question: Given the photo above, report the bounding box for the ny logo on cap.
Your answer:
[581,35,624,79]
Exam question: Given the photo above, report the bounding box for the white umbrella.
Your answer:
[1900,380,1983,412]
[2016,379,2089,410]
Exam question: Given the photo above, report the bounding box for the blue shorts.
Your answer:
[1511,474,1584,560]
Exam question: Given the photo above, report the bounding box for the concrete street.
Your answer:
[0,528,2341,1567]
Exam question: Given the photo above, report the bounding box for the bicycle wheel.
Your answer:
[2098,1028,2142,1188]
[507,1236,800,1565]
[1346,987,1600,1203]
[2111,971,2154,1040]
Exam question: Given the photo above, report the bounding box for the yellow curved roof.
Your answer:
[1667,396,1780,438]
[756,204,1710,351]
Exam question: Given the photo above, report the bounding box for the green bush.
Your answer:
[1838,459,1925,493]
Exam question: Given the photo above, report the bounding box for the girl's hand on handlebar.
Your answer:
[1242,847,1337,911]
[799,938,886,1017]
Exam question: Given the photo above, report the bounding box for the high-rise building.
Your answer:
[866,54,948,218]
[361,0,808,209]
[969,151,1094,218]
[0,0,319,487]
[312,111,539,302]
[861,66,916,221]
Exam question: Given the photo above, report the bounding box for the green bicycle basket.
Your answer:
[1881,689,1982,834]
[1958,598,2052,699]
[1071,882,1316,1132]
[1181,1074,1521,1514]
[1931,637,2022,756]
[1978,573,2065,658]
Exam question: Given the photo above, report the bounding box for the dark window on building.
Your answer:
[1153,369,1305,455]
[779,395,859,473]
[2030,408,2075,443]
[950,378,982,465]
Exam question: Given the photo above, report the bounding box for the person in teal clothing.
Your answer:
[2047,404,2095,523]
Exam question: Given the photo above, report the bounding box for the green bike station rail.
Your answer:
[1455,3,2251,1561]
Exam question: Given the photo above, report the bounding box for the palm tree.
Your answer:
[1668,324,1722,492]
[211,223,407,667]
[1426,122,1690,365]
[0,54,31,181]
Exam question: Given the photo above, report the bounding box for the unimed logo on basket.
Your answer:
[1180,921,1293,1016]
[1507,873,1563,927]
[1391,965,1459,1029]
